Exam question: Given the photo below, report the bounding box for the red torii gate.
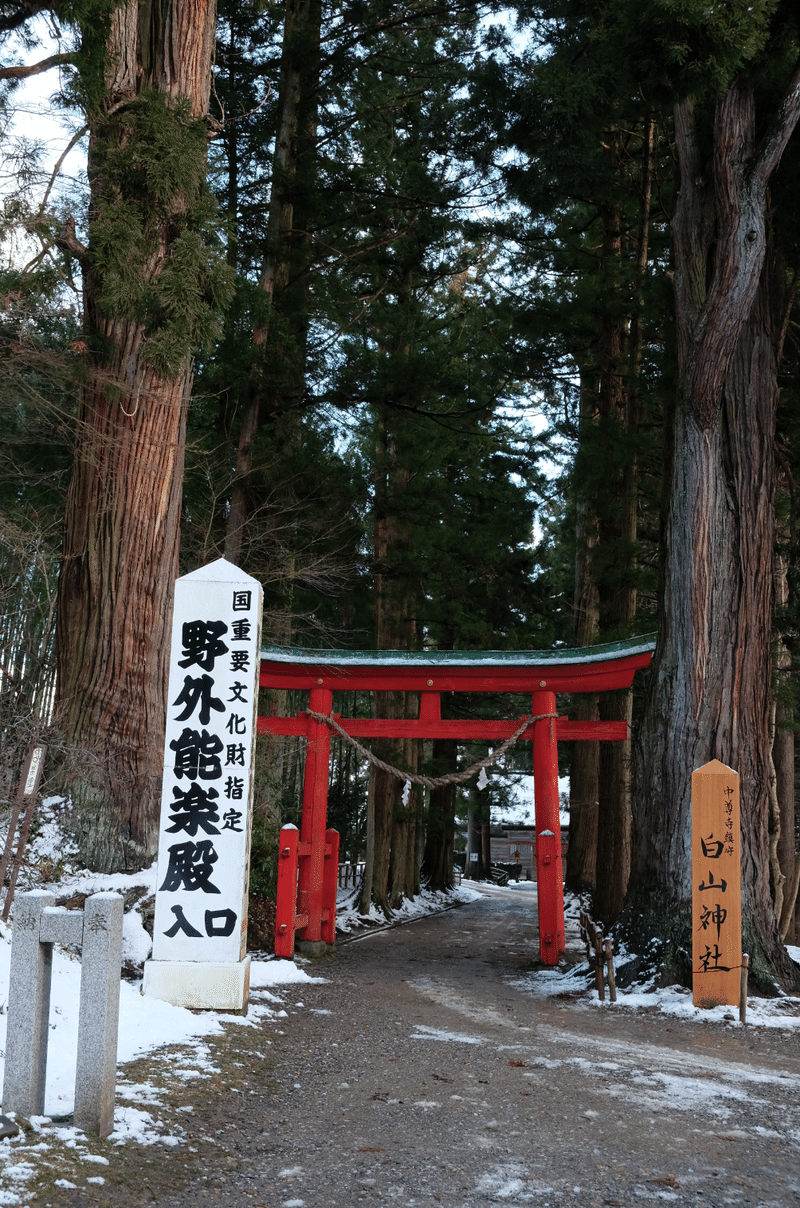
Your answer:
[259,634,656,964]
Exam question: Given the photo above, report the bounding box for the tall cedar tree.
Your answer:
[220,0,486,572]
[474,8,669,919]
[772,142,800,945]
[603,0,800,991]
[224,0,320,568]
[320,9,550,910]
[0,273,77,788]
[51,0,232,869]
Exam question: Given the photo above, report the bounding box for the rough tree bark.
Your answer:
[422,762,457,892]
[225,0,320,565]
[365,406,420,912]
[566,370,600,894]
[626,72,800,991]
[593,169,634,926]
[774,549,799,944]
[56,0,223,870]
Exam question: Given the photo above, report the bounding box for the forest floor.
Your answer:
[25,883,800,1208]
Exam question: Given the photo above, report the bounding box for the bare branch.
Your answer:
[55,216,89,267]
[39,122,88,214]
[229,80,272,126]
[0,50,74,80]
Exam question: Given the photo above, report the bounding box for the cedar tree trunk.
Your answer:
[626,74,800,991]
[567,370,600,893]
[56,0,223,870]
[366,407,419,910]
[225,0,320,564]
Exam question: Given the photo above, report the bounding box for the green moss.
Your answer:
[88,92,234,377]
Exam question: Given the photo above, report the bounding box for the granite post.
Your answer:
[2,890,54,1118]
[2,891,123,1137]
[74,894,124,1136]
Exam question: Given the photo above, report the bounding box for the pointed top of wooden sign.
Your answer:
[693,758,737,776]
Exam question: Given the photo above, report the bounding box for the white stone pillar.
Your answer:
[144,559,262,1011]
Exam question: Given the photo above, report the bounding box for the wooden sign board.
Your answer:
[691,759,742,1008]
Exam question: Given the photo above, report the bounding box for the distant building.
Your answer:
[489,827,568,880]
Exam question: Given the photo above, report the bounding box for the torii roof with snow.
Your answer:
[259,633,657,694]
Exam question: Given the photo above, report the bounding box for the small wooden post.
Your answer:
[605,938,617,1002]
[739,953,749,1025]
[594,934,605,1000]
[0,742,46,920]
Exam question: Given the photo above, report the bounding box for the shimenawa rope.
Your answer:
[304,708,559,790]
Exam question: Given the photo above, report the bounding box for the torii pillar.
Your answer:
[260,634,656,964]
[532,689,565,957]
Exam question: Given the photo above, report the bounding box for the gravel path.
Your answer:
[58,886,800,1208]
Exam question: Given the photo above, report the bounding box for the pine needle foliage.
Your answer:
[88,93,234,375]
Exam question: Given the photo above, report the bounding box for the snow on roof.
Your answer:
[260,633,657,669]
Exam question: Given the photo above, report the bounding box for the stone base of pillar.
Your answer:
[143,956,251,1012]
[296,939,333,958]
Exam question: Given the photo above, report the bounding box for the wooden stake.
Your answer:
[605,938,617,1002]
[0,742,45,921]
[739,953,749,1026]
[594,934,605,1000]
[579,910,590,963]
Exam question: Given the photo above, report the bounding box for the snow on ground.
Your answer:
[512,956,800,1029]
[0,798,799,1203]
[0,798,332,1204]
[335,881,482,935]
[0,920,323,1204]
[498,884,800,1031]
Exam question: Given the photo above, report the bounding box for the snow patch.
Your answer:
[410,1023,484,1045]
[335,882,479,937]
[250,960,327,988]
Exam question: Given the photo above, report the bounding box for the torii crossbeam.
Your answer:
[259,634,656,963]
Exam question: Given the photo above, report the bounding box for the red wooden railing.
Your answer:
[274,824,339,958]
